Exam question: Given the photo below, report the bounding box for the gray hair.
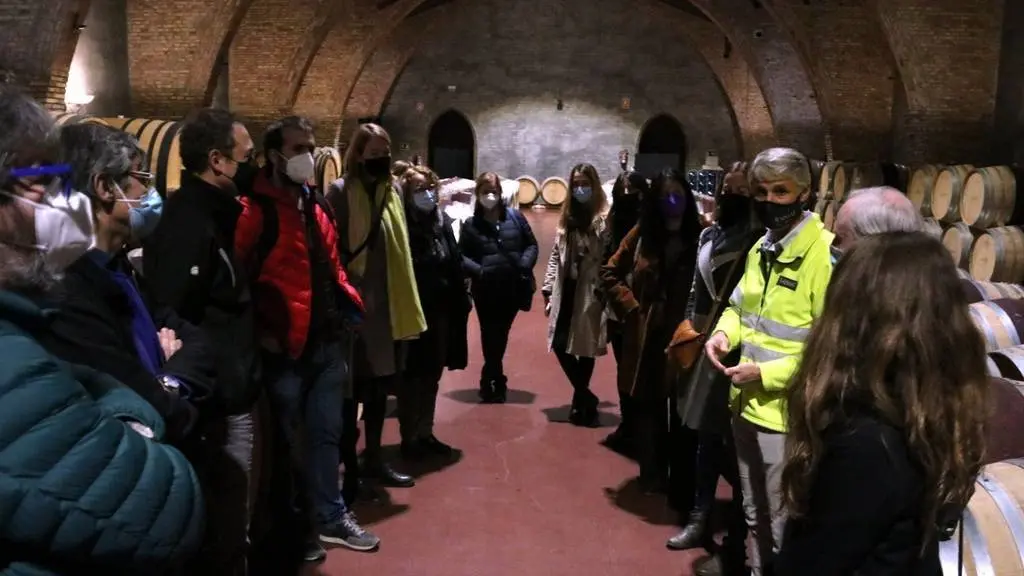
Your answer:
[842,186,921,238]
[0,85,59,185]
[748,147,812,191]
[59,123,146,196]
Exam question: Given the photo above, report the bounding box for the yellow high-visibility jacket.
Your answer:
[712,213,837,433]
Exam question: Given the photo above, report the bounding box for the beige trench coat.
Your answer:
[541,217,610,358]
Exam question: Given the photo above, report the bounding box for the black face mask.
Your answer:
[717,194,751,228]
[231,160,258,195]
[753,199,804,230]
[363,156,392,180]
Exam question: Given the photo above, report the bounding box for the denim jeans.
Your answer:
[265,334,349,527]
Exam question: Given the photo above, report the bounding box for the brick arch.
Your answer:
[686,0,825,158]
[342,0,775,161]
[0,0,89,111]
[126,0,251,117]
[757,0,896,161]
[283,0,427,145]
[339,5,452,150]
[868,0,1003,164]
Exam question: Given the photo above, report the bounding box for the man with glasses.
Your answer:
[144,108,262,576]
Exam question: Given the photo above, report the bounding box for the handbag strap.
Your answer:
[700,240,747,334]
[343,183,389,264]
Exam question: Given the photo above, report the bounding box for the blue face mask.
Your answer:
[573,186,593,204]
[118,186,164,240]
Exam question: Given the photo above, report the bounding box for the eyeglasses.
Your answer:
[128,170,155,188]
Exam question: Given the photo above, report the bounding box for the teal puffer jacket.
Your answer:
[0,290,204,575]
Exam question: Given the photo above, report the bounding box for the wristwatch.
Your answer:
[157,374,181,395]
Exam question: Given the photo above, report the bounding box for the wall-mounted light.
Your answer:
[621,97,631,111]
[446,85,456,92]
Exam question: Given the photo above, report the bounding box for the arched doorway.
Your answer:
[428,110,475,179]
[635,114,687,178]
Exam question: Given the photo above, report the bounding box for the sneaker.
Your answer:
[319,511,381,552]
[303,540,327,563]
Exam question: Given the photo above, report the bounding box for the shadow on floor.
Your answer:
[444,387,538,405]
[540,401,621,427]
[603,477,680,527]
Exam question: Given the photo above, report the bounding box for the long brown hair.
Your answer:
[560,163,608,232]
[342,122,391,180]
[781,232,987,546]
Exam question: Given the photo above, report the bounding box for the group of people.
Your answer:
[532,152,988,576]
[0,76,991,576]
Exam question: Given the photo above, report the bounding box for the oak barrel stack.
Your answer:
[101,117,184,197]
[314,147,342,193]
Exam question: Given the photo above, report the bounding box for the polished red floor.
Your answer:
[322,209,706,576]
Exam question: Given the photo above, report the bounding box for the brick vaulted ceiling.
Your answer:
[1,0,1014,164]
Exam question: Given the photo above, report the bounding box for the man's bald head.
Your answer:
[833,186,921,249]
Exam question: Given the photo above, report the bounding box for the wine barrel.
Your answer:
[908,164,942,217]
[968,298,1024,352]
[931,164,976,223]
[943,222,980,270]
[52,113,112,128]
[990,346,1024,380]
[819,161,845,200]
[845,163,885,197]
[813,198,829,219]
[823,200,839,231]
[102,117,183,197]
[540,177,568,206]
[516,176,540,205]
[987,379,1024,464]
[961,166,1020,228]
[961,279,1024,304]
[881,163,911,193]
[940,460,1024,575]
[922,217,944,240]
[970,226,1024,283]
[808,159,824,196]
[313,147,342,193]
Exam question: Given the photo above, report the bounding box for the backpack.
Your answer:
[247,189,337,277]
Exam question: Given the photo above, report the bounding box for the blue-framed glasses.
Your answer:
[7,164,73,197]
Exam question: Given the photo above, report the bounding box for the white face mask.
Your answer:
[1,188,96,270]
[478,193,499,210]
[283,152,315,185]
[412,189,437,213]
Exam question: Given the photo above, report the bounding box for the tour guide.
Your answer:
[703,147,837,576]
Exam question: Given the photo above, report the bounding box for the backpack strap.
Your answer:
[249,193,278,278]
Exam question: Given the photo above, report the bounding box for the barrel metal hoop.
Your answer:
[979,471,1024,568]
[1006,458,1024,470]
[989,302,1022,347]
[939,530,962,576]
[963,484,996,576]
[156,122,181,196]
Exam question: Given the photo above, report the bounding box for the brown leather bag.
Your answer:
[667,244,746,370]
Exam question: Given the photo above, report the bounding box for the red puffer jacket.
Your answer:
[235,172,364,359]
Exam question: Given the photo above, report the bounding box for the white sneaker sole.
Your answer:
[319,533,380,552]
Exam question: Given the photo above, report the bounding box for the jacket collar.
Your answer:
[178,172,243,222]
[70,249,133,303]
[252,170,304,203]
[767,212,833,264]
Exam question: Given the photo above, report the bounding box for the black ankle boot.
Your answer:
[478,378,497,403]
[492,376,508,403]
[666,509,709,550]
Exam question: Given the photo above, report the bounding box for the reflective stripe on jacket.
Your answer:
[713,212,836,432]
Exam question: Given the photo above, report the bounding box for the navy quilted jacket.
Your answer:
[0,290,204,575]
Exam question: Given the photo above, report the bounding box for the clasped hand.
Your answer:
[703,332,761,385]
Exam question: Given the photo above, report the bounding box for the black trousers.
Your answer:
[554,349,596,406]
[477,301,519,384]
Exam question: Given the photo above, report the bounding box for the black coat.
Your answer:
[144,174,261,415]
[458,207,539,308]
[38,249,215,445]
[405,211,471,377]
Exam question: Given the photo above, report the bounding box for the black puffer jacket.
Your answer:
[458,207,539,300]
